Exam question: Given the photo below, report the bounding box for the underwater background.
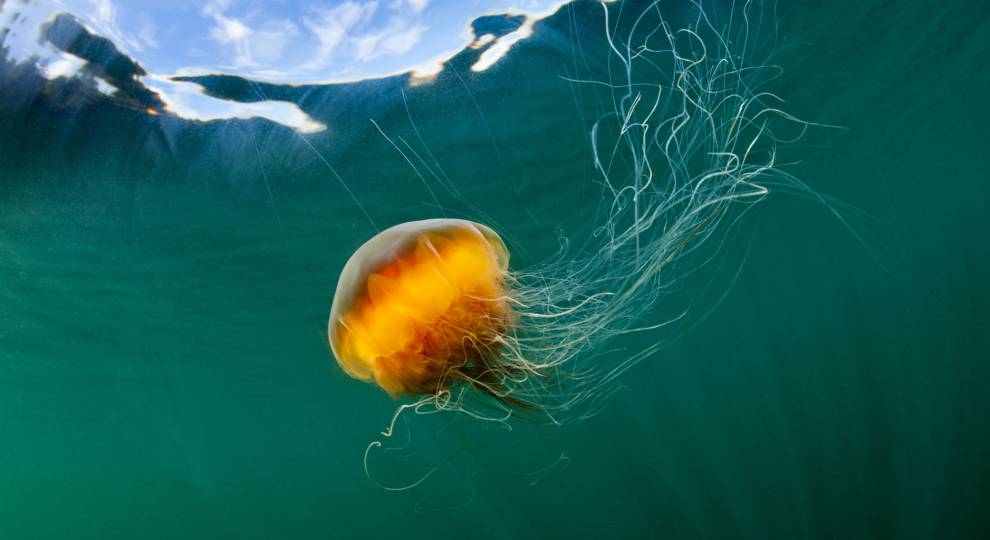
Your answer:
[1,0,988,538]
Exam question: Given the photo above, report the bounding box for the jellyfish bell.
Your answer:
[328,219,515,401]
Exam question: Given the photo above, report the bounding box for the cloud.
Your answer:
[251,19,301,64]
[302,2,425,69]
[91,0,116,26]
[381,23,425,56]
[353,19,425,61]
[391,0,429,15]
[202,0,231,18]
[137,17,160,49]
[209,17,251,44]
[302,1,379,70]
[203,0,255,67]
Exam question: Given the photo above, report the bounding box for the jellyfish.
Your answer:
[328,219,517,403]
[327,0,822,434]
[328,209,719,422]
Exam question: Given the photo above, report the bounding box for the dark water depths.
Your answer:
[1,0,988,538]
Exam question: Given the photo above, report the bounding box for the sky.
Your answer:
[0,0,586,131]
[1,0,574,83]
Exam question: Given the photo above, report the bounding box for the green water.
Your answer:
[1,0,988,538]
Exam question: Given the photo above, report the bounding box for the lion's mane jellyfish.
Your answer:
[329,0,818,437]
[329,219,518,403]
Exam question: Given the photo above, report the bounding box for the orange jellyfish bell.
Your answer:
[328,219,513,399]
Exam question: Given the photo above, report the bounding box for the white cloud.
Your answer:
[209,16,251,43]
[354,20,425,61]
[137,17,160,49]
[391,0,429,15]
[91,0,116,26]
[203,1,255,67]
[251,19,301,64]
[381,22,425,56]
[202,0,231,18]
[302,1,379,70]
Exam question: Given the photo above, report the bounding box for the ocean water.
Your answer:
[1,1,988,538]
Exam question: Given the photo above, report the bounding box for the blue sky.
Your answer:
[2,0,575,83]
[1,0,596,132]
